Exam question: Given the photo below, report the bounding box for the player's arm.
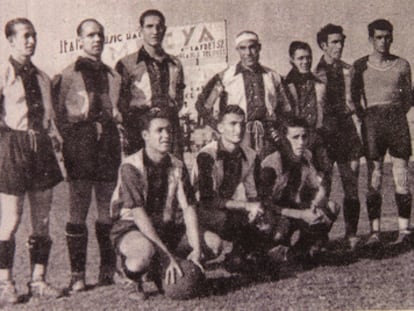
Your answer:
[115,60,132,119]
[176,167,202,269]
[400,60,413,113]
[197,152,262,220]
[119,164,183,283]
[195,74,224,128]
[175,61,186,112]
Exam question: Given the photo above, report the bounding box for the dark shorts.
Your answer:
[62,121,121,182]
[0,129,62,195]
[322,115,363,163]
[110,219,186,254]
[361,105,412,160]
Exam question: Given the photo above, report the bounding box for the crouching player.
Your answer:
[191,105,265,273]
[110,107,203,299]
[260,116,340,265]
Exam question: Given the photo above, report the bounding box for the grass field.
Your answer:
[2,161,414,311]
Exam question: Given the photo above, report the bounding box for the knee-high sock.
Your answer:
[66,223,88,273]
[0,238,15,270]
[343,198,360,237]
[366,193,382,222]
[395,193,412,220]
[95,221,116,269]
[28,235,52,275]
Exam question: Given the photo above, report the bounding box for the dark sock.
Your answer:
[66,223,88,273]
[343,198,361,237]
[95,221,116,268]
[366,193,382,221]
[0,239,15,269]
[395,193,412,219]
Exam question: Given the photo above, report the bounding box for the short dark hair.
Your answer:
[139,9,166,27]
[218,105,245,124]
[4,18,34,38]
[281,115,309,137]
[76,18,104,37]
[289,41,312,58]
[316,24,345,48]
[368,19,393,37]
[140,105,171,132]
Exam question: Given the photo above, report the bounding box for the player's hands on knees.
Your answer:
[187,250,205,273]
[245,202,264,223]
[165,257,183,285]
[301,208,323,225]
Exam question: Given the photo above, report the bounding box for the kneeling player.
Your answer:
[110,107,203,299]
[261,116,340,264]
[191,105,265,273]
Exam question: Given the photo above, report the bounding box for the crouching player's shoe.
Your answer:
[28,280,62,299]
[0,280,18,305]
[391,229,412,245]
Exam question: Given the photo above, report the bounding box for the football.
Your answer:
[162,259,204,300]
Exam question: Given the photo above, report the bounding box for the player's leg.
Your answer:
[391,156,412,242]
[0,193,24,304]
[338,160,361,249]
[118,230,156,298]
[94,181,117,286]
[27,188,62,298]
[366,158,383,245]
[66,180,93,292]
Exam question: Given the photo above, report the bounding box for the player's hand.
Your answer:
[245,202,264,223]
[187,250,205,273]
[165,257,183,285]
[95,122,103,141]
[301,208,323,225]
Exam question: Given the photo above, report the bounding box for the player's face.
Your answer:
[9,23,37,58]
[142,118,171,154]
[218,113,245,145]
[140,15,166,47]
[237,39,261,68]
[322,33,345,61]
[286,126,308,158]
[291,48,312,74]
[370,29,393,55]
[79,21,104,58]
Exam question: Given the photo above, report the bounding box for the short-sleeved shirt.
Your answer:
[197,141,261,209]
[116,151,195,227]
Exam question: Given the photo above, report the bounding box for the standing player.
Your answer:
[110,107,202,299]
[0,18,63,304]
[314,24,363,250]
[191,105,264,272]
[53,19,122,292]
[115,9,185,157]
[352,19,413,245]
[283,41,331,193]
[196,31,289,158]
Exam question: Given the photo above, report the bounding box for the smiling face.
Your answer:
[236,39,261,69]
[291,48,312,74]
[142,118,171,154]
[79,21,104,58]
[370,29,393,55]
[322,33,345,62]
[140,15,166,48]
[286,126,308,158]
[9,23,37,58]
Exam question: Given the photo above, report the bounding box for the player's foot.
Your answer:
[128,280,148,301]
[391,229,412,245]
[68,272,86,293]
[97,265,115,286]
[267,245,291,264]
[365,232,381,248]
[0,280,18,305]
[28,280,62,299]
[347,236,362,252]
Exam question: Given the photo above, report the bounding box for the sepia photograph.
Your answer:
[0,0,413,310]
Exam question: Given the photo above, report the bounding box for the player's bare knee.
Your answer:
[203,231,223,258]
